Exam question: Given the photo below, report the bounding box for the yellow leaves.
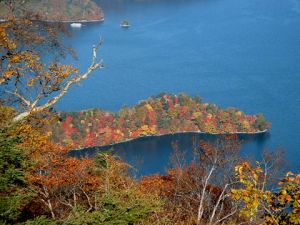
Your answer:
[24,53,41,69]
[231,162,270,220]
[115,129,121,134]
[0,105,15,125]
[203,123,217,133]
[49,64,77,78]
[235,164,243,174]
[236,111,243,117]
[145,103,153,111]
[13,124,48,150]
[139,125,156,135]
[232,162,300,224]
[253,173,258,181]
[191,111,201,120]
[242,120,250,130]
[231,189,241,200]
[296,173,300,182]
[47,63,78,89]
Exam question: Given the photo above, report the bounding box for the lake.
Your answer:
[71,132,271,177]
[59,0,300,174]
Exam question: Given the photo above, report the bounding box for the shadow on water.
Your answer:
[70,132,270,177]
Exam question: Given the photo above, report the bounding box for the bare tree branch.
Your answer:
[209,183,229,225]
[12,40,104,122]
[213,207,238,225]
[197,165,215,225]
[5,90,31,106]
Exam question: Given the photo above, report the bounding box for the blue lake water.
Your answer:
[60,0,300,174]
[71,133,271,177]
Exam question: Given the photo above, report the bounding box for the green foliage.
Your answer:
[253,114,269,131]
[23,216,56,225]
[0,126,31,224]
[63,194,160,225]
[94,151,110,170]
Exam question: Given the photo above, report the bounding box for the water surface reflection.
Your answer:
[71,132,270,177]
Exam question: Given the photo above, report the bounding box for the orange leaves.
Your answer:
[49,63,78,80]
[0,20,42,83]
[279,172,300,185]
[2,70,15,79]
[26,141,102,216]
[140,173,175,197]
[29,156,97,189]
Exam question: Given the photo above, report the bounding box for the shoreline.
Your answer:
[36,18,105,23]
[0,18,104,23]
[72,129,268,151]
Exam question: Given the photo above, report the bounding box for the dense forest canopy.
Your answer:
[51,93,270,149]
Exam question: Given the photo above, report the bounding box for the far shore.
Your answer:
[0,18,104,23]
[72,129,268,151]
[35,18,105,23]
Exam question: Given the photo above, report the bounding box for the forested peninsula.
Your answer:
[51,93,270,149]
[0,0,104,22]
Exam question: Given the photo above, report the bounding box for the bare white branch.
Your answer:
[6,90,31,107]
[12,40,104,122]
[197,165,215,225]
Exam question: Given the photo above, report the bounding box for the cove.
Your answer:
[70,132,270,177]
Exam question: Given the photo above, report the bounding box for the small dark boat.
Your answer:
[120,20,130,28]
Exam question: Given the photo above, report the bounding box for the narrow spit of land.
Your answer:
[50,93,270,149]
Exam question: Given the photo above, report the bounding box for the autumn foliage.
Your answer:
[1,7,299,225]
[23,140,161,223]
[0,0,104,22]
[51,93,270,149]
[140,136,242,225]
[232,162,300,224]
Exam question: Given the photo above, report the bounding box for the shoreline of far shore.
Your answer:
[0,18,104,23]
[71,129,268,151]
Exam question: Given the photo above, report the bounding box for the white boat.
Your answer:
[70,23,82,28]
